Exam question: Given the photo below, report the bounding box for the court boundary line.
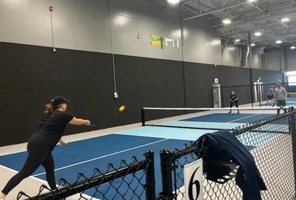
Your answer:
[0,165,98,200]
[33,138,170,177]
[227,113,261,123]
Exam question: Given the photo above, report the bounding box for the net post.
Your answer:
[145,150,156,200]
[141,107,145,126]
[289,111,296,198]
[158,149,174,200]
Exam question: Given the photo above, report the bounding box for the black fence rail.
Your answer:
[17,150,155,200]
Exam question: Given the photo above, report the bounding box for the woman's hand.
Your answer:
[85,120,91,126]
[69,117,91,126]
[58,139,67,146]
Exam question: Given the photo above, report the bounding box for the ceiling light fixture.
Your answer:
[254,32,262,36]
[222,19,232,25]
[281,17,290,23]
[276,40,282,44]
[235,39,240,42]
[291,46,295,49]
[248,0,257,2]
[167,0,180,4]
[251,43,256,47]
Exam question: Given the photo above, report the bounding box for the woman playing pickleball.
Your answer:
[0,96,91,199]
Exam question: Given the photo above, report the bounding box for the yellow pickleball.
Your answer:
[119,105,125,112]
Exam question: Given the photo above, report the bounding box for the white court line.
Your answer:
[227,113,261,123]
[33,138,169,177]
[0,165,98,199]
[1,165,48,183]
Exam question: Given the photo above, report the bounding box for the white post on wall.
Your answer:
[212,78,221,108]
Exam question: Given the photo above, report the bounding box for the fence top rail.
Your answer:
[19,151,154,200]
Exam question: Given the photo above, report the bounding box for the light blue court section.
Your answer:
[162,121,245,130]
[117,114,249,140]
[287,98,296,104]
[116,126,214,141]
[237,123,289,146]
[237,132,281,147]
[117,123,285,146]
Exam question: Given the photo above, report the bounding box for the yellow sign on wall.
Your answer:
[151,34,180,48]
[151,34,162,46]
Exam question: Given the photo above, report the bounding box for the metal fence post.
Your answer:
[289,111,296,199]
[158,149,174,200]
[145,150,156,200]
[141,107,145,126]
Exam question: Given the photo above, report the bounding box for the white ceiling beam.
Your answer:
[216,9,296,31]
[221,21,292,36]
[182,4,200,15]
[183,1,248,21]
[249,3,289,28]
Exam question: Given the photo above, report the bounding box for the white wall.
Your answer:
[265,49,282,71]
[0,0,282,69]
[221,46,240,67]
[285,48,296,71]
[182,19,222,65]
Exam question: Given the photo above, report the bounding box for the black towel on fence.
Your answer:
[195,130,267,200]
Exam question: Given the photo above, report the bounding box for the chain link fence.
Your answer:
[16,111,296,200]
[158,110,296,200]
[17,150,155,200]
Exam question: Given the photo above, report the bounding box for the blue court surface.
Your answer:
[287,98,296,106]
[262,97,296,106]
[1,134,188,199]
[0,112,279,199]
[180,113,275,123]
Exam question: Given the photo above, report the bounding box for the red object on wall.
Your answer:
[49,6,53,11]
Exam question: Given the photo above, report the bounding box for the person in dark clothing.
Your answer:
[0,96,91,200]
[228,91,239,114]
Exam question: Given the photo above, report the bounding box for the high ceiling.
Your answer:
[146,0,296,49]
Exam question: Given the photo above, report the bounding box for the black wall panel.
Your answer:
[184,63,251,107]
[114,55,186,122]
[0,42,115,145]
[0,42,283,146]
[251,68,284,84]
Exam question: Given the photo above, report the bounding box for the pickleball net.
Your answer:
[141,106,293,130]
